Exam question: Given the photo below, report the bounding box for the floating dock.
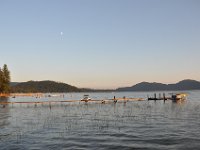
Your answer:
[0,97,144,106]
[148,93,168,101]
[147,93,187,101]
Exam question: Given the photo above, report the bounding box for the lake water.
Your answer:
[0,91,200,150]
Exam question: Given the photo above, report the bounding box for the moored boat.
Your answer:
[171,93,187,101]
[81,94,91,102]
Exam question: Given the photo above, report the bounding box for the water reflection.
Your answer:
[0,96,8,102]
[172,100,186,105]
[0,97,11,143]
[0,97,9,125]
[0,91,200,149]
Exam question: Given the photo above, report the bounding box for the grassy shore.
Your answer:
[0,93,10,97]
[0,93,44,97]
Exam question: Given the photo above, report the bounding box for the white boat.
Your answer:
[81,95,91,102]
[171,93,187,101]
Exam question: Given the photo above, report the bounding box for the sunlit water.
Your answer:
[1,91,200,150]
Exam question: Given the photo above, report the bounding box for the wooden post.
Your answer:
[163,93,166,100]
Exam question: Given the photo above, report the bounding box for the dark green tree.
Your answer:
[0,68,3,93]
[0,64,11,93]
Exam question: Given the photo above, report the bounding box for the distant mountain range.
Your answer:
[10,80,110,93]
[117,79,200,91]
[10,79,200,93]
[10,80,85,93]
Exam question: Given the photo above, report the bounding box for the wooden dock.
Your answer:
[147,93,167,101]
[147,93,187,101]
[0,97,144,106]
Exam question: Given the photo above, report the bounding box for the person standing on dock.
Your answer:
[113,96,117,103]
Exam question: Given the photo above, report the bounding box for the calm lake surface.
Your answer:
[1,91,200,150]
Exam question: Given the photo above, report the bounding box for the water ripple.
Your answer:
[1,91,200,149]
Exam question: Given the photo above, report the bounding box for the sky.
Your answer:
[0,0,200,89]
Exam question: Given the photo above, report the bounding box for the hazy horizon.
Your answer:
[1,0,200,89]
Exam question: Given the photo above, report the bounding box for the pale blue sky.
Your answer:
[0,0,200,89]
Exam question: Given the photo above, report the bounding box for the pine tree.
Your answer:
[0,64,11,93]
[0,68,3,93]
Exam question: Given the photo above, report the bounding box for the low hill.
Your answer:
[11,80,83,93]
[10,82,20,86]
[117,79,200,91]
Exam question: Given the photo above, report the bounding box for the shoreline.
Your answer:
[0,93,44,97]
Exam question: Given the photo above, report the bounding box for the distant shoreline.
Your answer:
[8,79,200,93]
